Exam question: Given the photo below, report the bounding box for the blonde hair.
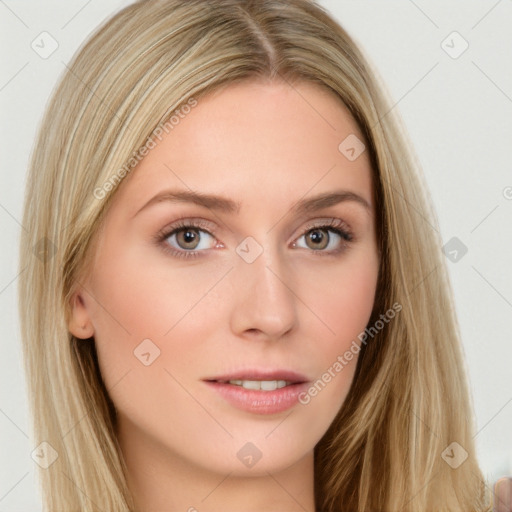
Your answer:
[18,0,491,510]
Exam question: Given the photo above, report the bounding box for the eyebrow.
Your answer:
[133,188,371,218]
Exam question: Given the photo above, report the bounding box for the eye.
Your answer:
[155,219,218,259]
[154,217,354,260]
[293,218,353,255]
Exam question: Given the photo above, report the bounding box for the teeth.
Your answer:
[227,379,290,390]
[242,380,260,390]
[260,380,277,391]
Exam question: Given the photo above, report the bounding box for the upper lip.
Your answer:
[203,369,309,384]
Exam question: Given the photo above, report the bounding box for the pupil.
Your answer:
[310,230,323,244]
[184,231,196,243]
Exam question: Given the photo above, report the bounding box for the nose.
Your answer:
[229,240,297,342]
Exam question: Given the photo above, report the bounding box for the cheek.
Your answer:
[88,243,234,388]
[324,262,378,340]
[91,231,222,326]
[297,251,378,403]
[301,248,379,346]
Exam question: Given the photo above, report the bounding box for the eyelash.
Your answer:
[153,217,354,260]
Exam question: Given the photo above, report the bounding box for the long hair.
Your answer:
[18,0,490,510]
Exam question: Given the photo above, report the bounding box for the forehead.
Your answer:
[111,79,373,214]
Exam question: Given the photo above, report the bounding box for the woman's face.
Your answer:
[69,80,379,480]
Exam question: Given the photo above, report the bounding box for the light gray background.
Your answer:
[1,1,511,509]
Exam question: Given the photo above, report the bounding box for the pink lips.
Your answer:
[203,369,310,415]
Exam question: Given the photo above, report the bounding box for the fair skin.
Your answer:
[68,79,379,512]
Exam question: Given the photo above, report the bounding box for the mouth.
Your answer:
[213,379,296,391]
[203,370,310,414]
[204,369,308,389]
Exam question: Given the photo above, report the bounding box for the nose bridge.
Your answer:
[230,234,297,339]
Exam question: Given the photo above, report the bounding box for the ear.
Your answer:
[68,290,95,339]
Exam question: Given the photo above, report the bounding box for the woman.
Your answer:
[18,0,492,510]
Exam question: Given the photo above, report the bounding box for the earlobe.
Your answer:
[68,291,95,339]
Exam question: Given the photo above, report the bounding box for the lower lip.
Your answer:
[204,381,309,414]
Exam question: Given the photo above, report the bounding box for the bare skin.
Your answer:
[68,79,380,512]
